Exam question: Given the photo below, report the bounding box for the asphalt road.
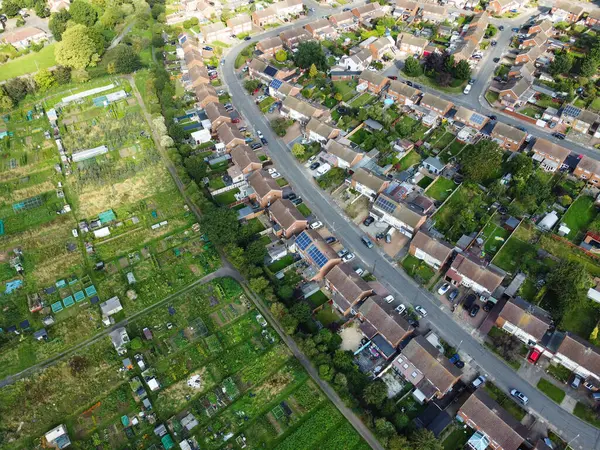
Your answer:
[222,20,600,449]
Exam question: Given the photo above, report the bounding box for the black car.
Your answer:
[470,305,480,317]
[286,193,297,201]
[463,294,476,310]
[260,137,268,144]
[405,80,413,87]
[291,198,303,205]
[244,36,252,41]
[455,360,465,368]
[376,232,385,240]
[516,125,527,132]
[363,216,375,226]
[488,115,497,121]
[499,25,504,31]
[407,317,419,328]
[207,65,216,70]
[250,142,263,150]
[325,236,337,244]
[491,40,497,46]
[309,162,321,170]
[483,300,495,312]
[553,132,566,140]
[413,84,422,89]
[493,57,500,63]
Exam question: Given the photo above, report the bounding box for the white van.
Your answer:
[315,163,331,176]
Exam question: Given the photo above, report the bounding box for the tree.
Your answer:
[54,65,72,84]
[546,260,591,317]
[249,276,270,295]
[291,143,305,159]
[485,24,497,38]
[271,118,291,137]
[55,24,100,69]
[460,140,503,184]
[396,119,413,138]
[0,89,14,111]
[506,152,533,182]
[333,372,347,387]
[2,0,20,17]
[319,364,334,381]
[294,41,327,71]
[245,240,267,265]
[49,9,71,40]
[277,284,294,300]
[35,69,56,91]
[549,51,573,76]
[411,429,443,450]
[374,418,396,440]
[244,79,261,93]
[453,59,471,81]
[388,435,412,450]
[362,380,388,407]
[403,56,422,77]
[199,205,240,246]
[424,52,445,73]
[309,63,318,78]
[290,302,312,323]
[70,0,98,26]
[580,55,598,78]
[4,78,31,103]
[71,68,90,83]
[34,2,50,18]
[436,71,452,86]
[275,48,287,62]
[105,44,142,73]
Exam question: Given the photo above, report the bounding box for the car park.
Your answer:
[363,216,375,226]
[342,252,355,262]
[310,221,323,229]
[510,389,529,405]
[438,283,450,295]
[415,305,427,317]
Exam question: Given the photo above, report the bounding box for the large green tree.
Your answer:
[294,41,328,71]
[546,260,591,317]
[69,0,98,26]
[403,56,422,77]
[34,69,56,91]
[549,51,573,76]
[410,429,443,450]
[105,44,142,73]
[55,24,101,69]
[199,205,240,247]
[460,140,503,184]
[49,9,71,40]
[2,0,21,17]
[453,59,472,81]
[362,380,388,407]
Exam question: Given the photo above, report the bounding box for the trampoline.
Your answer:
[85,285,97,296]
[63,296,75,308]
[51,301,63,313]
[74,291,85,302]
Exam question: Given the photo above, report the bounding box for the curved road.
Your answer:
[222,14,600,450]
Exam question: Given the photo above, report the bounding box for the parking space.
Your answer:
[435,280,492,330]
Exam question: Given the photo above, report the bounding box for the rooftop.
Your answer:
[358,295,412,346]
[269,198,307,230]
[449,254,504,293]
[248,170,282,198]
[325,263,373,305]
[410,231,453,264]
[498,296,552,341]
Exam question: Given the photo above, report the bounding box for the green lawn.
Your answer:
[537,379,566,403]
[296,203,312,217]
[417,176,433,189]
[350,92,375,108]
[574,402,600,428]
[315,305,340,326]
[213,189,239,206]
[333,80,357,102]
[590,97,600,112]
[307,290,329,309]
[485,90,500,104]
[561,196,597,241]
[348,128,371,145]
[492,236,535,273]
[397,150,421,171]
[481,223,510,256]
[443,427,472,450]
[410,124,429,142]
[267,254,295,272]
[483,384,526,421]
[0,44,56,81]
[402,255,436,284]
[427,177,456,202]
[431,131,455,150]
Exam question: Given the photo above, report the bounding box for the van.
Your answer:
[361,236,374,248]
[571,375,582,389]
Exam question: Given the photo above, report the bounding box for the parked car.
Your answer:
[270,171,281,179]
[395,304,406,314]
[491,40,497,46]
[325,236,337,244]
[498,25,504,31]
[493,57,500,63]
[414,305,427,317]
[309,161,321,170]
[310,221,323,229]
[438,283,450,295]
[286,193,297,201]
[407,317,419,328]
[257,130,264,139]
[527,348,541,364]
[250,142,262,150]
[471,375,486,389]
[337,248,349,257]
[511,27,519,32]
[384,295,394,303]
[510,389,529,405]
[483,300,495,312]
[355,267,365,277]
[488,115,497,121]
[571,374,583,389]
[361,236,374,248]
[267,167,277,174]
[363,216,375,226]
[448,289,459,302]
[291,198,303,205]
[244,36,252,41]
[387,75,398,80]
[261,137,268,145]
[463,84,472,95]
[553,132,566,140]
[470,304,480,317]
[342,252,355,262]
[449,354,460,364]
[463,294,476,310]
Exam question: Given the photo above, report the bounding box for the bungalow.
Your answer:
[305,117,339,143]
[496,296,552,345]
[304,18,337,40]
[351,3,380,20]
[329,11,356,30]
[358,70,389,94]
[574,156,600,185]
[294,229,341,280]
[217,123,246,151]
[248,170,283,207]
[281,96,323,122]
[279,27,313,48]
[520,31,548,49]
[324,139,364,168]
[394,0,419,18]
[446,254,504,295]
[205,102,232,130]
[531,138,570,172]
[498,78,532,107]
[195,84,219,109]
[420,4,447,23]
[560,106,599,135]
[369,36,395,60]
[387,80,421,106]
[269,199,308,238]
[372,193,426,238]
[252,7,278,27]
[1,27,47,50]
[227,14,252,35]
[388,335,462,401]
[230,144,262,174]
[454,106,489,131]
[419,93,453,117]
[256,36,284,57]
[396,32,428,56]
[358,295,413,349]
[552,333,600,383]
[458,390,528,450]
[528,19,553,36]
[487,0,526,15]
[491,122,527,151]
[551,0,584,23]
[409,231,453,270]
[514,44,545,65]
[352,168,390,200]
[200,22,231,43]
[186,65,210,89]
[325,263,373,315]
[421,156,445,175]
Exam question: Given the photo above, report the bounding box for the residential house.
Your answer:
[496,296,552,345]
[458,390,528,450]
[520,31,548,49]
[256,36,284,57]
[372,193,426,238]
[229,144,262,182]
[514,44,545,65]
[351,3,380,20]
[420,4,447,23]
[268,199,308,238]
[2,27,47,49]
[183,48,205,71]
[487,0,526,15]
[387,80,421,106]
[560,105,599,135]
[340,48,372,72]
[248,170,283,207]
[369,36,395,60]
[574,156,600,185]
[586,11,600,29]
[227,14,252,35]
[446,254,504,295]
[200,22,231,43]
[294,229,341,280]
[248,58,270,82]
[274,0,304,18]
[205,102,232,130]
[195,0,217,18]
[498,78,532,107]
[454,106,489,130]
[186,65,210,89]
[279,27,313,48]
[352,168,390,200]
[551,0,584,23]
[305,117,339,143]
[409,231,453,270]
[324,139,364,168]
[396,32,429,56]
[491,122,527,151]
[463,12,488,45]
[528,19,553,36]
[329,11,356,30]
[281,96,324,122]
[252,7,278,27]
[452,40,477,63]
[217,123,246,151]
[195,84,219,108]
[304,18,337,40]
[531,138,570,172]
[508,60,536,82]
[552,333,600,383]
[330,69,362,81]
[325,263,373,315]
[394,0,419,18]
[44,424,71,449]
[421,156,445,175]
[100,296,123,320]
[358,70,389,94]
[48,0,70,13]
[358,295,413,350]
[109,327,130,355]
[419,93,453,116]
[269,79,301,100]
[389,335,462,401]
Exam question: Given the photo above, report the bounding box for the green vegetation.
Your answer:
[297,203,312,217]
[402,255,436,284]
[333,80,357,102]
[481,223,510,256]
[483,383,526,421]
[0,44,57,81]
[268,254,295,272]
[397,151,421,171]
[574,402,600,428]
[427,177,456,202]
[350,93,375,108]
[561,196,597,241]
[443,427,472,450]
[537,379,566,403]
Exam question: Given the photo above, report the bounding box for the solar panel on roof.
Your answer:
[375,196,397,214]
[270,79,283,90]
[470,113,486,126]
[296,231,312,251]
[264,66,278,77]
[563,104,581,118]
[307,246,329,268]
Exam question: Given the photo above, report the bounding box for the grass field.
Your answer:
[0,44,56,81]
[402,255,436,284]
[426,176,456,202]
[574,402,600,428]
[483,383,526,421]
[397,150,421,171]
[537,379,566,403]
[561,195,597,241]
[481,222,511,256]
[333,80,357,102]
[443,427,472,450]
[297,203,311,217]
[350,92,375,108]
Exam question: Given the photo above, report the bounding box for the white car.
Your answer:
[309,221,323,229]
[315,163,331,176]
[368,66,378,72]
[510,389,529,405]
[271,172,281,179]
[342,252,355,262]
[437,283,450,295]
[355,267,365,276]
[414,305,427,317]
[267,167,277,174]
[472,375,486,389]
[307,155,317,164]
[395,304,406,314]
[384,295,394,303]
[463,84,472,95]
[257,130,264,139]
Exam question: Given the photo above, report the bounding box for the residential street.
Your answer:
[222,19,600,448]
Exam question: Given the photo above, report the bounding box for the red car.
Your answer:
[527,348,541,364]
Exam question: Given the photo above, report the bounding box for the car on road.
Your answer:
[384,295,394,303]
[405,80,413,87]
[510,389,529,405]
[363,216,375,226]
[342,252,355,262]
[342,7,350,11]
[553,132,566,140]
[493,57,500,63]
[438,283,450,295]
[511,27,519,32]
[491,40,497,46]
[470,304,480,317]
[261,137,268,145]
[488,115,497,121]
[468,79,475,85]
[361,236,374,248]
[471,375,486,389]
[414,305,427,317]
[395,304,406,314]
[310,221,323,229]
[387,75,398,80]
[463,84,472,95]
[498,25,504,31]
[244,36,252,41]
[325,236,337,244]
[309,161,321,170]
[449,289,459,302]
